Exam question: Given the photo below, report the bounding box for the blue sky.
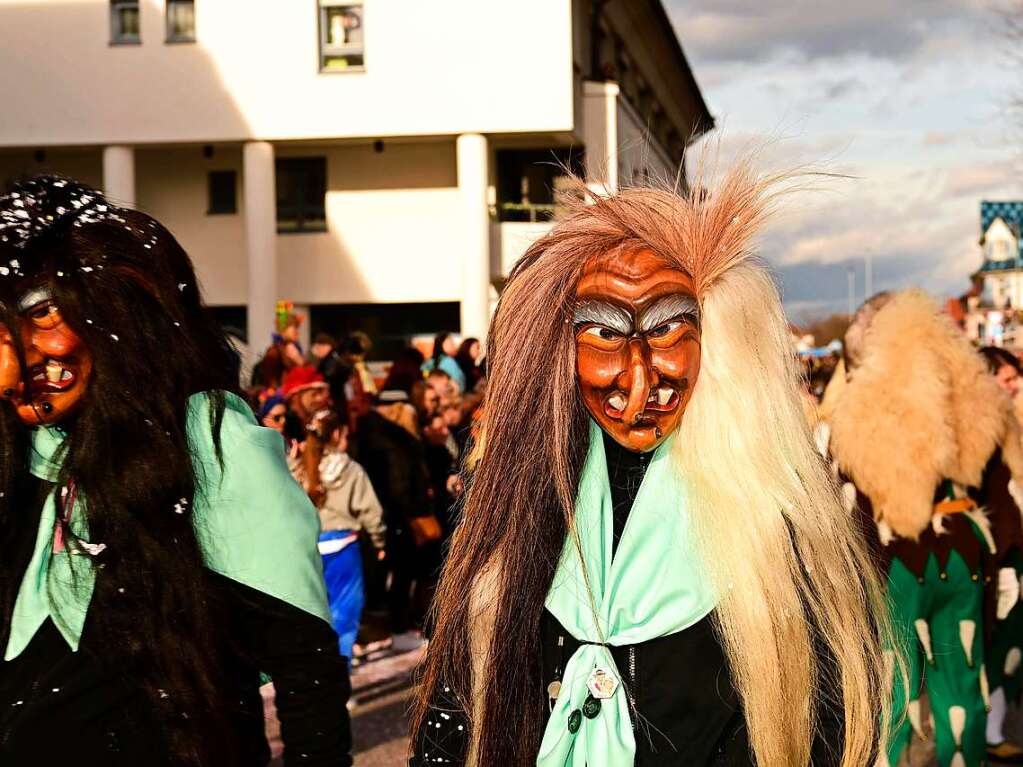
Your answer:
[667,0,1022,321]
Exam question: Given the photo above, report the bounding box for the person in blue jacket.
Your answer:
[421,332,466,392]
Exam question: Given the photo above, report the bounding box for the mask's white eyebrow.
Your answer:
[572,300,633,334]
[638,294,700,332]
[17,286,53,313]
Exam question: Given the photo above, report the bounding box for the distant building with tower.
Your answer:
[958,201,1023,346]
[978,201,1023,311]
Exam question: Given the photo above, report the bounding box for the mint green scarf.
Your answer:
[5,391,330,661]
[538,422,716,767]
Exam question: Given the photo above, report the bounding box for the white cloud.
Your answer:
[943,161,1019,197]
[668,0,1022,318]
[668,0,994,64]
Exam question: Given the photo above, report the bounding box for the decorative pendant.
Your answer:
[586,667,619,700]
[547,680,562,700]
[582,694,601,719]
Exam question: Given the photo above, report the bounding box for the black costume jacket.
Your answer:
[411,434,844,766]
[0,475,352,767]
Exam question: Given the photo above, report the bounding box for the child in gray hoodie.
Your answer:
[298,411,386,664]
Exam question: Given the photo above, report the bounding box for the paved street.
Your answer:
[264,641,426,766]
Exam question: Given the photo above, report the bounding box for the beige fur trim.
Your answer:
[817,356,846,422]
[800,389,820,430]
[828,290,1017,539]
[1002,409,1023,482]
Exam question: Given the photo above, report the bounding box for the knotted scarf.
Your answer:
[538,421,716,766]
[5,391,330,660]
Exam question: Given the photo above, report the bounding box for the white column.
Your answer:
[457,133,491,341]
[102,145,136,208]
[243,141,278,354]
[581,80,619,192]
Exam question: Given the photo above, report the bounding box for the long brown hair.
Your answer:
[412,160,892,766]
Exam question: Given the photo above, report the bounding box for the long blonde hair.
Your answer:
[412,159,892,766]
[677,260,891,764]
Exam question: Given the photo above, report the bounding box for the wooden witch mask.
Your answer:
[573,248,701,453]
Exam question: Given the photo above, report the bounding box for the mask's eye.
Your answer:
[583,325,622,341]
[645,315,698,349]
[24,301,62,329]
[577,324,626,351]
[647,320,683,338]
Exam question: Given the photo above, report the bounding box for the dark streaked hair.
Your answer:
[431,332,451,364]
[0,176,241,765]
[980,345,1022,376]
[455,336,479,363]
[843,291,892,370]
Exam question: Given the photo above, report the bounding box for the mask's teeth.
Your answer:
[608,393,627,412]
[656,387,673,406]
[45,361,62,384]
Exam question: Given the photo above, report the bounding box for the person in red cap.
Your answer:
[282,365,333,509]
[282,365,331,428]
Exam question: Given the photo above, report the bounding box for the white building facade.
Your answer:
[979,202,1023,312]
[0,0,712,357]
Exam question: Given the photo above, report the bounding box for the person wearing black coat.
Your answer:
[409,431,845,767]
[355,398,440,633]
[0,176,351,767]
[407,168,888,767]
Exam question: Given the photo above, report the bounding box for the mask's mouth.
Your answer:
[28,359,77,393]
[604,385,679,419]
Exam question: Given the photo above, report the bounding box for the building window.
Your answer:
[166,0,196,42]
[110,0,140,44]
[276,158,327,233]
[319,1,364,72]
[495,149,585,222]
[207,171,237,215]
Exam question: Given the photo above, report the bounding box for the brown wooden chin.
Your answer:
[594,419,660,452]
[28,381,76,395]
[15,388,84,425]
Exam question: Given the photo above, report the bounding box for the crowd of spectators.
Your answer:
[246,311,485,665]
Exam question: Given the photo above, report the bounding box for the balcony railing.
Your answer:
[491,219,555,279]
[494,201,557,223]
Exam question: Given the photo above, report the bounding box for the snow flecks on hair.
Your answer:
[0,176,133,255]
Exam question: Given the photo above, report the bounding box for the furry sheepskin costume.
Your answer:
[829,289,1023,540]
[826,289,1023,767]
